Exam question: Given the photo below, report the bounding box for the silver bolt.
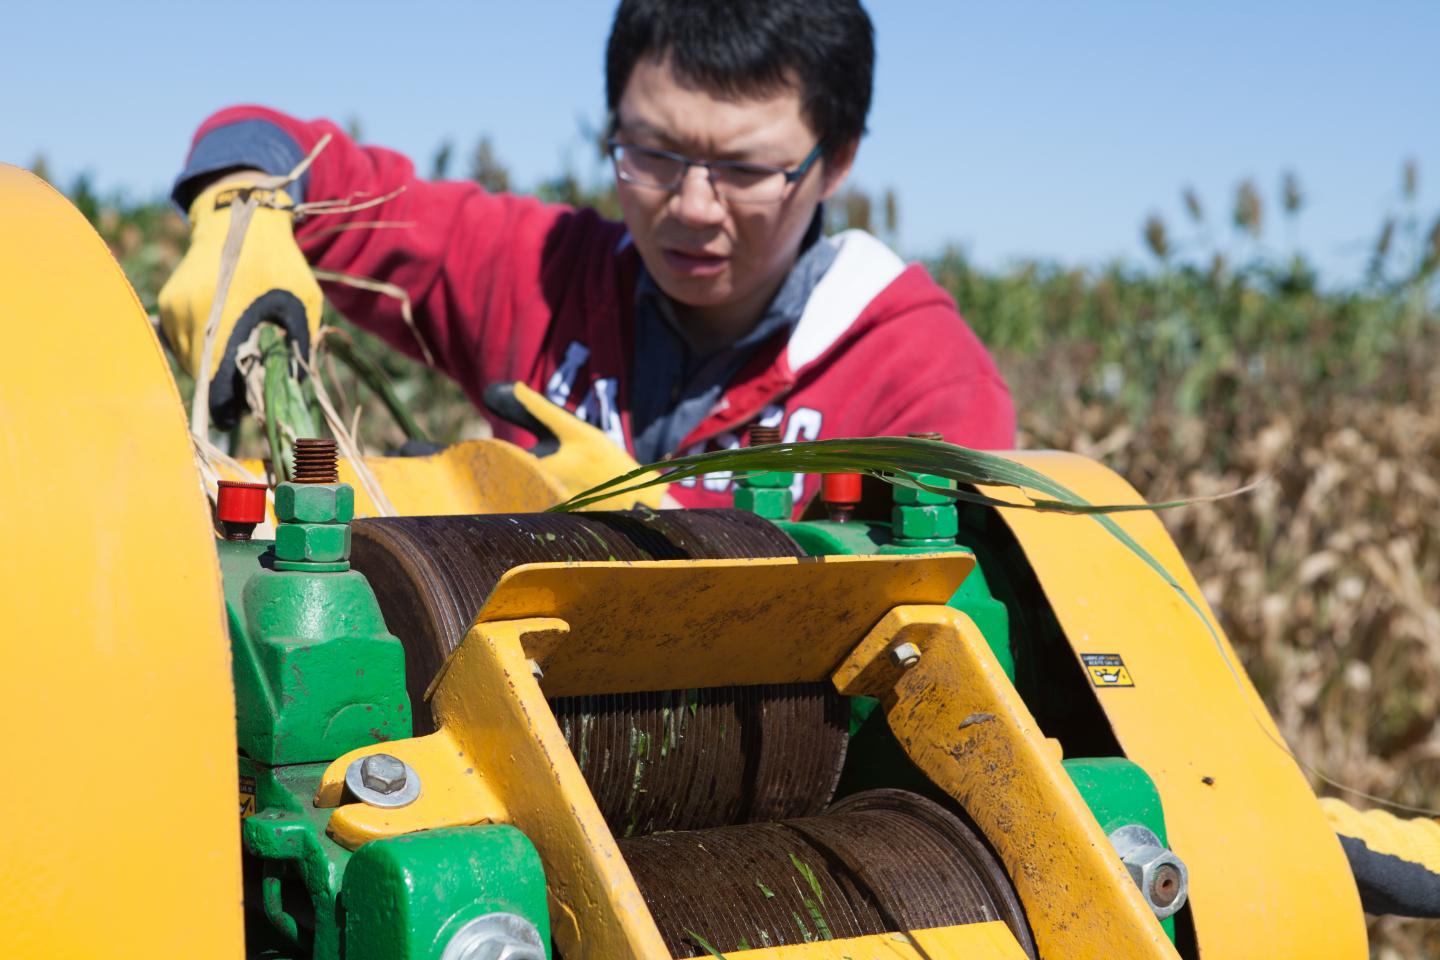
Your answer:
[441,912,546,960]
[361,753,408,794]
[528,658,544,681]
[890,642,922,668]
[345,754,421,807]
[1109,824,1189,919]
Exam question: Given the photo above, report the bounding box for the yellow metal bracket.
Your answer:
[836,605,1175,960]
[318,554,972,959]
[313,551,1171,958]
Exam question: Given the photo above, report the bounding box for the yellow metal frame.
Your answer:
[979,452,1367,959]
[317,554,1174,959]
[0,165,244,956]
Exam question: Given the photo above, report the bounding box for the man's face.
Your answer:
[614,55,855,337]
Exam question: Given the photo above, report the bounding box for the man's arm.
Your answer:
[170,106,581,397]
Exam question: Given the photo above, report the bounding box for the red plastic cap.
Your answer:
[821,473,863,505]
[217,481,269,524]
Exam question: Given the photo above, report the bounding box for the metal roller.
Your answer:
[620,789,1038,959]
[350,509,849,832]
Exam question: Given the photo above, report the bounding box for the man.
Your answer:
[159,0,1015,513]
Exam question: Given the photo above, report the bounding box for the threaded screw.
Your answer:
[292,438,339,484]
[748,425,782,446]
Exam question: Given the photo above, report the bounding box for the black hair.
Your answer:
[605,0,874,160]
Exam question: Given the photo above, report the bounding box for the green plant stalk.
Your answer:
[323,334,431,443]
[260,325,320,479]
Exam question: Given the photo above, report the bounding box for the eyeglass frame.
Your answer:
[606,138,825,202]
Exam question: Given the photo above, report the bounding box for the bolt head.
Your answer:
[733,484,794,519]
[361,754,408,794]
[890,642,922,668]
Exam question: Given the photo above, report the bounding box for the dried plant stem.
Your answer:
[294,341,396,517]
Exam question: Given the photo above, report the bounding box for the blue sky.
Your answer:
[4,1,1436,281]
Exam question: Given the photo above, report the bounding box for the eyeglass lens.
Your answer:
[614,145,789,202]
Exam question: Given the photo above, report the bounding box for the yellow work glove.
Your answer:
[1322,796,1440,917]
[483,381,668,510]
[158,179,324,427]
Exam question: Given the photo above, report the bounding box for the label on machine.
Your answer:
[1081,653,1134,688]
[239,774,256,818]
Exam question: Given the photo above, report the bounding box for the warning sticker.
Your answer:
[1082,653,1134,688]
[239,774,257,818]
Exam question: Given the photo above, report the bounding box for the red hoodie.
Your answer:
[185,107,1017,513]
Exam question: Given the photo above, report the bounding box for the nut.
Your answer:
[274,522,352,563]
[733,485,793,519]
[891,504,959,542]
[1109,824,1189,919]
[274,481,355,524]
[893,472,954,506]
[890,642,922,668]
[361,754,407,794]
[740,469,793,489]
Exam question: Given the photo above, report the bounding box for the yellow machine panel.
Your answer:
[0,165,244,958]
[981,452,1368,958]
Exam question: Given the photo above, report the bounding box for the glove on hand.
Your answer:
[484,381,668,510]
[158,179,323,427]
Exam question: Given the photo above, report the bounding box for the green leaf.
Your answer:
[553,437,1246,686]
[550,436,1211,514]
[685,929,728,959]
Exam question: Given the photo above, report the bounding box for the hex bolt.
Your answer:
[345,753,422,808]
[1109,824,1189,919]
[360,754,408,795]
[890,642,922,669]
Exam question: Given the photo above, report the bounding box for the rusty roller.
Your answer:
[620,789,1038,959]
[350,509,849,833]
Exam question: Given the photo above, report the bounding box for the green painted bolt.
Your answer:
[274,482,355,524]
[891,504,959,542]
[893,473,954,506]
[742,470,794,489]
[275,522,352,563]
[735,484,793,520]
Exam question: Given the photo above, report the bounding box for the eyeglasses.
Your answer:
[607,139,824,204]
